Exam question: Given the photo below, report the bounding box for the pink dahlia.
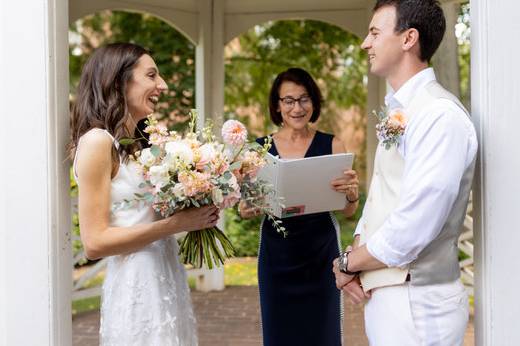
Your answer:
[221,120,247,146]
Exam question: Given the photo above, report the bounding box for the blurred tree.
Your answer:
[69,11,196,131]
[456,3,471,108]
[225,20,367,135]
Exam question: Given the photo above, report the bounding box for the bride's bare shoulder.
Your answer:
[80,128,113,148]
[75,129,114,177]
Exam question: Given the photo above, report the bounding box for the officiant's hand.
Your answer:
[238,200,262,219]
[331,170,359,217]
[331,169,359,201]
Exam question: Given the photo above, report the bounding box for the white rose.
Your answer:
[149,164,170,188]
[197,143,217,167]
[212,188,224,204]
[164,141,194,165]
[172,183,185,199]
[162,153,178,170]
[138,148,156,167]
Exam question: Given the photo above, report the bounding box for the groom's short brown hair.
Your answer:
[374,0,446,62]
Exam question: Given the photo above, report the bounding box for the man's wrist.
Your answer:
[338,250,361,276]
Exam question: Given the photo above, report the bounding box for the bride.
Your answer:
[70,42,219,345]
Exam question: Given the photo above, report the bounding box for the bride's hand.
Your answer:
[164,206,220,233]
[239,200,262,219]
[331,169,359,202]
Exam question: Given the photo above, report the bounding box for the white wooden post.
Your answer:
[195,0,225,132]
[0,0,71,345]
[472,0,520,345]
[194,0,226,291]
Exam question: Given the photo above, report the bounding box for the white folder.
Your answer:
[259,152,354,218]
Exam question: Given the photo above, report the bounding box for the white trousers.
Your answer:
[364,279,469,346]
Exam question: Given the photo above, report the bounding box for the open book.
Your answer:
[259,152,354,218]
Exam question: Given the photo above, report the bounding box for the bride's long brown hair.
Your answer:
[69,43,148,167]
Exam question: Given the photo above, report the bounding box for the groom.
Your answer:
[333,0,477,345]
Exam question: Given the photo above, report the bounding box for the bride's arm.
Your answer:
[76,131,219,260]
[330,137,359,217]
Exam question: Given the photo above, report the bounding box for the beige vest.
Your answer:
[359,81,475,292]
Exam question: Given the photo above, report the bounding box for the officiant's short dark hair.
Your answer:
[268,68,322,126]
[374,0,446,62]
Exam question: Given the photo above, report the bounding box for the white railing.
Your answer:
[72,236,221,300]
[458,195,474,295]
[72,198,475,301]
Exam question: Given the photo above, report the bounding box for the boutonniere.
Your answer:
[373,108,407,150]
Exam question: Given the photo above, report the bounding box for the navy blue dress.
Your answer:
[256,131,342,346]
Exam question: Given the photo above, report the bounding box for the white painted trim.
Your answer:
[472,0,520,344]
[224,9,367,43]
[69,0,199,43]
[471,1,490,344]
[0,0,71,344]
[48,0,73,343]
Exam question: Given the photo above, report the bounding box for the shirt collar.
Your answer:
[384,68,437,109]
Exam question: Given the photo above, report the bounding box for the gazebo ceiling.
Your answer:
[223,0,369,13]
[69,0,373,43]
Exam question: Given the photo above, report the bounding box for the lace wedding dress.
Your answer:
[74,129,198,346]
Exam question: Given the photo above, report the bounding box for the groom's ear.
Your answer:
[402,28,420,54]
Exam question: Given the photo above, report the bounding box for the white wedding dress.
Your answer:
[74,129,198,346]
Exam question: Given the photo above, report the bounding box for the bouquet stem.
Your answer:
[179,227,235,269]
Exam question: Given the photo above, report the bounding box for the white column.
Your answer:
[433,1,461,97]
[0,0,71,345]
[472,0,520,345]
[194,0,225,291]
[195,0,225,132]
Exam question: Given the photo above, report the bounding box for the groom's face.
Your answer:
[361,5,405,78]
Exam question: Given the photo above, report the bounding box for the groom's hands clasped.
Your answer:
[332,239,372,304]
[332,259,371,304]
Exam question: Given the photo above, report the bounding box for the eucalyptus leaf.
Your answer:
[119,138,136,145]
[150,145,161,157]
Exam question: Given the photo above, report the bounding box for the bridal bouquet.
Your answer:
[118,111,278,268]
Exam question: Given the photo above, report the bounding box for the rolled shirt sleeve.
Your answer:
[366,100,477,268]
[353,214,365,237]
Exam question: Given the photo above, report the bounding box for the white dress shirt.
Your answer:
[355,68,478,268]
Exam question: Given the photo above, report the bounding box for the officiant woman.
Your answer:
[239,67,359,346]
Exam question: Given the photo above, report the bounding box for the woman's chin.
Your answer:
[285,119,309,130]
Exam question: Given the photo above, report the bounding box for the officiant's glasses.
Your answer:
[279,95,312,109]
